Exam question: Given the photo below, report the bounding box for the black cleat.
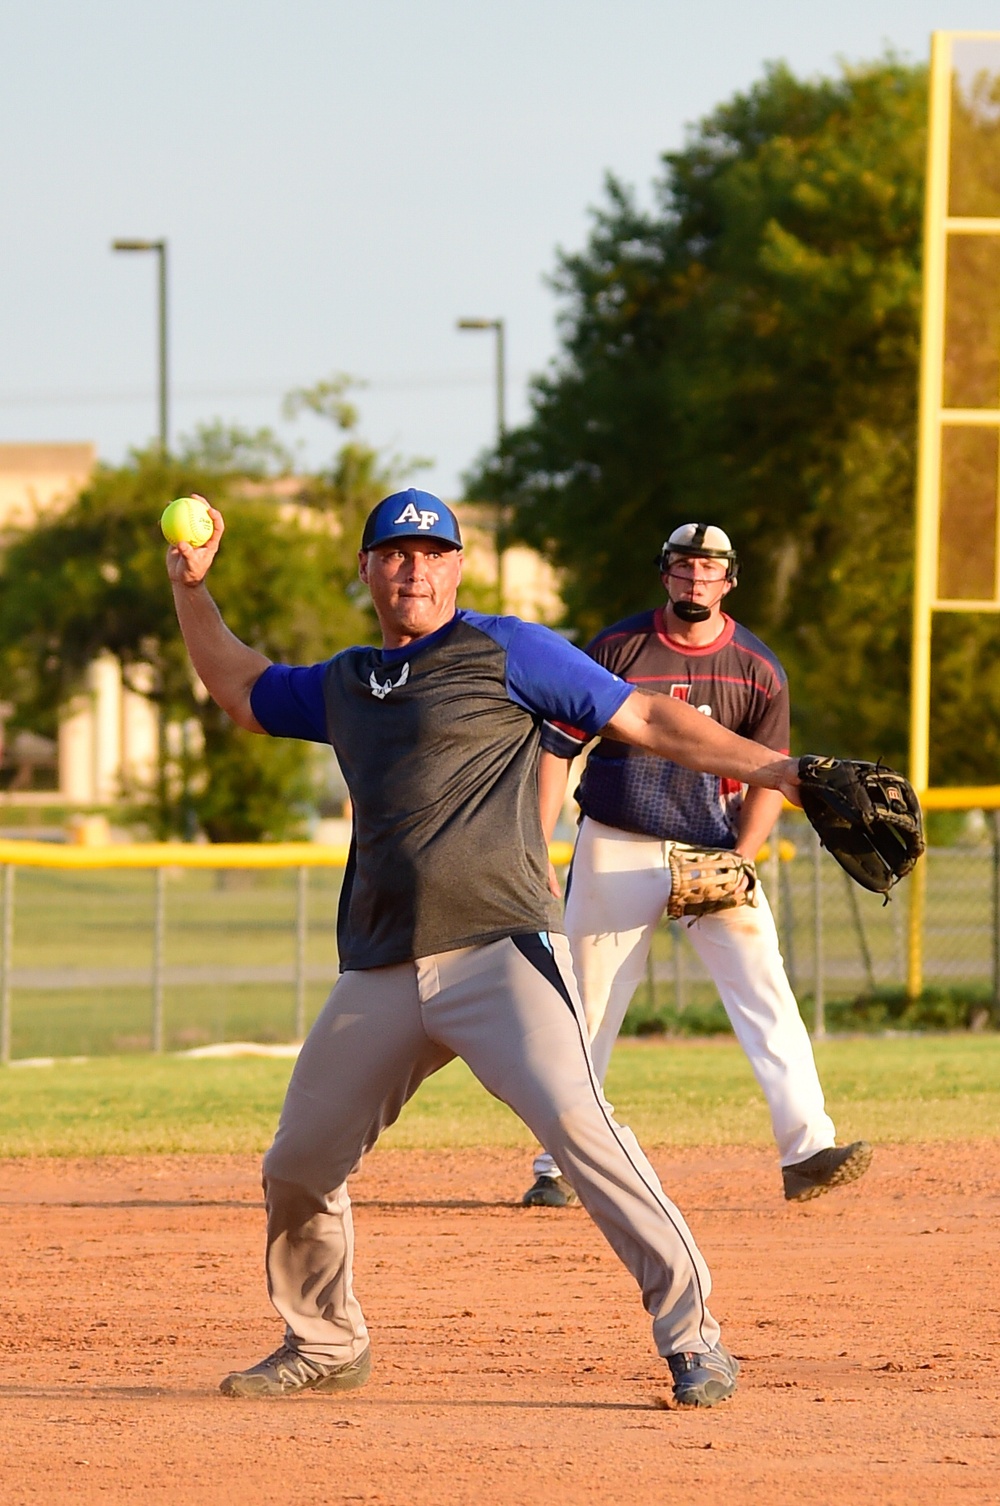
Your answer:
[521,1173,578,1208]
[782,1141,873,1202]
[667,1342,740,1408]
[220,1343,371,1398]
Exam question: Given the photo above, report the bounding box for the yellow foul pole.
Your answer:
[907,34,951,998]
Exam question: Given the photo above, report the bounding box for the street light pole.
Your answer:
[112,238,169,452]
[457,316,505,440]
[457,317,506,609]
[492,320,506,441]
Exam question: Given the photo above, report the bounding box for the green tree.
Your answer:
[0,399,410,839]
[467,57,998,776]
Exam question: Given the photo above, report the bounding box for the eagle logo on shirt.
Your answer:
[369,663,410,700]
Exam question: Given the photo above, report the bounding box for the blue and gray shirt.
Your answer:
[250,609,631,971]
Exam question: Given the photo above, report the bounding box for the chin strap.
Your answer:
[670,598,712,623]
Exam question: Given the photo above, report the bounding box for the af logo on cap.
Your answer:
[394,501,440,531]
[360,489,463,551]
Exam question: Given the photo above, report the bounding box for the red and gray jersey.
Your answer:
[541,608,790,847]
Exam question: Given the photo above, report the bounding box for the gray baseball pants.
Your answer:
[263,931,720,1365]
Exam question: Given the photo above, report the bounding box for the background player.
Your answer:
[523,523,871,1209]
[167,491,805,1409]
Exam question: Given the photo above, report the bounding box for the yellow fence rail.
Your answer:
[0,840,577,870]
[918,786,1000,811]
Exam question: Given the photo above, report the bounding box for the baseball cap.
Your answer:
[360,489,463,551]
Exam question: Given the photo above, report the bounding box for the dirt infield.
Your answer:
[1,1144,997,1506]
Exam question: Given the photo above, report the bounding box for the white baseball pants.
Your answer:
[534,818,836,1178]
[263,932,721,1365]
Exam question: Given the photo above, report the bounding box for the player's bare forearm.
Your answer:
[604,690,801,804]
[734,785,785,859]
[171,581,270,732]
[538,751,572,844]
[166,504,269,732]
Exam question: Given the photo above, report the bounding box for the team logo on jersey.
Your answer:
[669,684,712,716]
[393,501,440,531]
[369,663,410,700]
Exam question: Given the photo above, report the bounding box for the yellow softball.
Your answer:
[160,496,214,548]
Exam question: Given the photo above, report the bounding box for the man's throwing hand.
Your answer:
[165,497,225,587]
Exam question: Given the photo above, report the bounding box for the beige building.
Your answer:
[453,502,563,624]
[57,654,159,805]
[0,442,96,533]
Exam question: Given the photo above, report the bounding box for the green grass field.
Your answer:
[2,1035,998,1157]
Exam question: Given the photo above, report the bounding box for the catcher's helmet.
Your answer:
[656,523,739,583]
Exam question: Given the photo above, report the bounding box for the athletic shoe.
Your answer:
[782,1141,873,1202]
[667,1342,740,1407]
[219,1343,371,1398]
[521,1173,578,1208]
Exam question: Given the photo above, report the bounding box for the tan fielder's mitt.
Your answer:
[667,843,759,921]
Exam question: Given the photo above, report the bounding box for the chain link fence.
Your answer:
[0,851,346,1062]
[634,810,1000,1037]
[1,815,998,1061]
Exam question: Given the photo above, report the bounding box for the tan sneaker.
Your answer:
[667,1343,740,1407]
[220,1344,371,1398]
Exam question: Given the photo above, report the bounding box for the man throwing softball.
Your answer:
[167,490,803,1409]
[522,524,871,1210]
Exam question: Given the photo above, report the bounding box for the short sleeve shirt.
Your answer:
[541,609,789,847]
[250,609,631,970]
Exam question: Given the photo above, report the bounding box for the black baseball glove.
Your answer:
[797,757,925,896]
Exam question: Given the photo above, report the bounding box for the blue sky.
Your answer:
[1,2,997,495]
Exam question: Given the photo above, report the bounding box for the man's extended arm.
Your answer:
[165,504,270,733]
[604,690,800,803]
